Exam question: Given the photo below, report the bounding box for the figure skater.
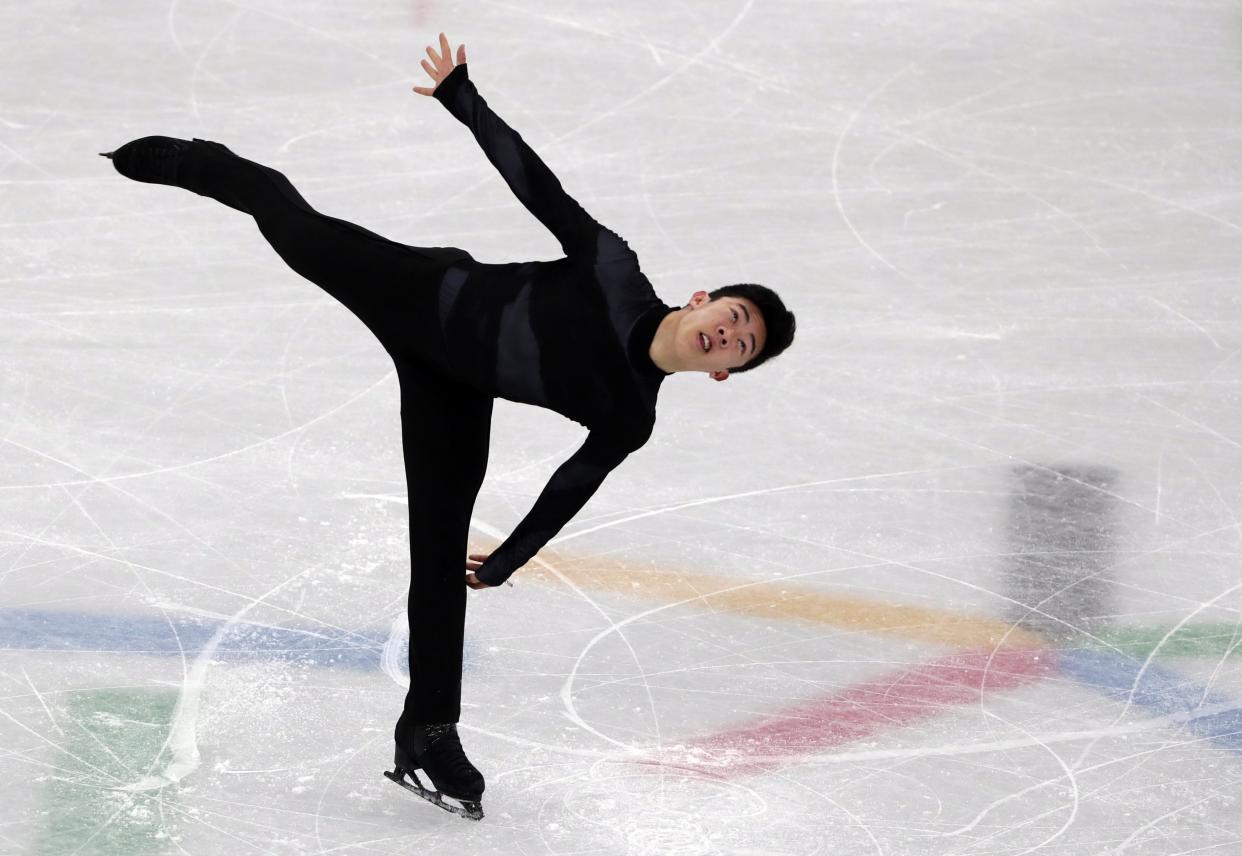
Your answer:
[101,32,796,821]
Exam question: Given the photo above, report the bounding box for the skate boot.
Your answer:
[99,136,193,187]
[101,137,252,212]
[384,723,485,820]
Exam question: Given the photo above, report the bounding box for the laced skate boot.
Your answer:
[99,136,192,187]
[384,723,485,820]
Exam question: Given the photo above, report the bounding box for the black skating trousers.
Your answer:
[182,141,489,731]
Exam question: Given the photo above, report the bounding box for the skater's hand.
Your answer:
[413,32,466,96]
[465,553,493,589]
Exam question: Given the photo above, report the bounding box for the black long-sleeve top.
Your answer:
[429,63,677,586]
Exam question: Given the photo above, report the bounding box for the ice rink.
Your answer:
[4,0,1242,853]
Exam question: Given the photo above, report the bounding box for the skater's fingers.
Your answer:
[457,43,466,65]
[426,45,441,67]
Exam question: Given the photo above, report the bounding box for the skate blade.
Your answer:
[383,767,484,821]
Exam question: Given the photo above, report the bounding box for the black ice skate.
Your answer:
[99,136,193,186]
[383,723,485,821]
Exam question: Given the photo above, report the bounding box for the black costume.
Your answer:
[150,63,677,731]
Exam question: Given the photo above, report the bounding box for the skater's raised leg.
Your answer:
[103,136,465,367]
[103,135,305,215]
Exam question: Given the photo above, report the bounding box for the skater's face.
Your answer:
[681,292,766,382]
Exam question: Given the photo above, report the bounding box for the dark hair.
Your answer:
[707,283,796,374]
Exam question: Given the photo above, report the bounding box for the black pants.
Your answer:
[181,141,492,735]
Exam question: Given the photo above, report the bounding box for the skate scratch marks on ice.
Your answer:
[119,568,317,791]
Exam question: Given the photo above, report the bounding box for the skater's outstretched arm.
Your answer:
[412,33,604,260]
[467,429,638,587]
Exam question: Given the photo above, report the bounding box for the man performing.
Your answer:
[101,32,796,821]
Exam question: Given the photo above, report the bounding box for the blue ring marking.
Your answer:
[1058,648,1242,753]
[0,608,479,675]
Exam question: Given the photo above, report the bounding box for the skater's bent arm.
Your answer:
[414,38,602,260]
[471,430,633,586]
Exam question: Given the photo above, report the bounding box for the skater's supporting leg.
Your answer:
[394,361,493,729]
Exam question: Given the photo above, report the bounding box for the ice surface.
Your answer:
[3,0,1242,853]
